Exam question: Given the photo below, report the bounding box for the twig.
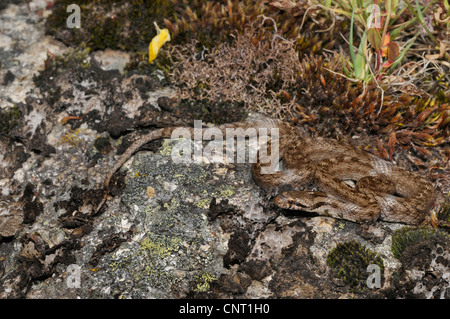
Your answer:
[258,15,293,50]
[299,4,336,33]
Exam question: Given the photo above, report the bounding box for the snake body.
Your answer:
[96,119,436,225]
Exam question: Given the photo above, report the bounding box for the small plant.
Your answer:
[391,226,450,259]
[323,0,450,85]
[327,240,384,291]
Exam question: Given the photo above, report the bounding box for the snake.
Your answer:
[95,119,436,225]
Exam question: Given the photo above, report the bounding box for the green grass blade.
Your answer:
[354,31,367,80]
[349,1,356,65]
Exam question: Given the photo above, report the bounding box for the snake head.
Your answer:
[273,192,294,208]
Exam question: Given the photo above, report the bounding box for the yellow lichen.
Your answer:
[59,128,84,148]
[139,235,181,259]
[132,171,147,178]
[159,139,176,156]
[196,198,210,209]
[219,186,235,198]
[194,272,217,292]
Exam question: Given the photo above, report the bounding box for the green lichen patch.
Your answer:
[391,226,450,259]
[104,232,188,294]
[106,150,234,296]
[139,234,182,260]
[193,272,217,292]
[327,240,384,291]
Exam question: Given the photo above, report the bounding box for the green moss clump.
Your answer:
[436,192,450,228]
[391,226,450,259]
[46,0,124,50]
[52,45,91,72]
[0,106,21,136]
[327,240,384,291]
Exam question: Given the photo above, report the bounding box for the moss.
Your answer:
[391,226,450,259]
[48,45,91,73]
[93,136,112,154]
[327,240,384,291]
[436,192,450,228]
[46,0,125,50]
[0,106,21,136]
[42,2,447,161]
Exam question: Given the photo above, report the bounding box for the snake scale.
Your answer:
[95,119,436,225]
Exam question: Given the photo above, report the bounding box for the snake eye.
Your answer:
[288,199,294,205]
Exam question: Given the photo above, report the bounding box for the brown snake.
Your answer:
[95,119,436,225]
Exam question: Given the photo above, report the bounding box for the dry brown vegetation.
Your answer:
[171,20,303,117]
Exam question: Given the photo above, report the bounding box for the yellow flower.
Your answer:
[148,22,171,63]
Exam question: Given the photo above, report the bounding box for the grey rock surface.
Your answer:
[0,2,448,299]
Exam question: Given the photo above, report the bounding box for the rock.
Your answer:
[92,49,130,74]
[0,200,23,238]
[0,1,448,300]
